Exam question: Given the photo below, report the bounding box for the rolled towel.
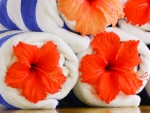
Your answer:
[117,0,150,44]
[0,30,79,109]
[69,27,150,107]
[144,68,150,103]
[57,0,124,36]
[123,0,150,31]
[118,19,150,45]
[0,0,90,53]
[0,24,7,31]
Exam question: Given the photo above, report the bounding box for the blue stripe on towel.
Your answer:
[0,95,17,109]
[0,32,22,108]
[0,32,22,47]
[0,30,11,34]
[21,0,42,31]
[0,0,19,30]
[62,22,91,37]
[62,23,72,32]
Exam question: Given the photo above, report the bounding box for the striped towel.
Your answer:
[0,24,7,31]
[0,30,79,109]
[69,27,150,107]
[0,0,90,53]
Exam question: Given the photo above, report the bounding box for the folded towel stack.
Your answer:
[0,0,150,109]
[0,0,90,53]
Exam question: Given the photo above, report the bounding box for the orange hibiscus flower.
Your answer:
[58,0,124,36]
[124,0,150,26]
[5,41,66,103]
[79,32,143,104]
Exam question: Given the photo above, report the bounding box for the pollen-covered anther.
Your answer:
[139,72,149,80]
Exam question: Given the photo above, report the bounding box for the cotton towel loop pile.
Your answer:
[0,30,79,109]
[73,27,150,107]
[0,0,90,53]
[118,19,150,45]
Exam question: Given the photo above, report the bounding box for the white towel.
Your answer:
[0,30,79,109]
[0,0,90,53]
[122,0,150,32]
[118,0,150,44]
[118,19,150,45]
[73,27,150,107]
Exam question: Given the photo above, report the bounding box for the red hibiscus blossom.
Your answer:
[58,0,124,36]
[5,41,66,103]
[124,0,150,26]
[79,32,143,104]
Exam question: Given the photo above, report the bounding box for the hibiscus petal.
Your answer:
[94,0,124,26]
[58,0,84,20]
[41,67,66,94]
[22,70,47,103]
[91,32,120,63]
[80,54,107,84]
[5,62,30,89]
[36,41,66,94]
[75,3,107,36]
[124,0,150,26]
[114,40,140,70]
[58,0,107,36]
[13,42,40,66]
[118,71,143,95]
[7,42,66,103]
[96,72,119,104]
[37,41,60,73]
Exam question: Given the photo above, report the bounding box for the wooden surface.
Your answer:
[0,106,150,113]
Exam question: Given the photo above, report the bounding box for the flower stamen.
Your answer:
[47,71,61,82]
[139,72,148,80]
[5,41,66,103]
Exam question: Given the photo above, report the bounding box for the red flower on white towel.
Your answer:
[124,0,150,26]
[79,32,143,104]
[58,0,124,36]
[5,41,66,103]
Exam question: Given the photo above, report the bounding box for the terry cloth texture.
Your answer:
[0,0,90,53]
[74,27,150,107]
[118,19,150,45]
[0,30,79,109]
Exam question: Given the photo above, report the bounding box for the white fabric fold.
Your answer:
[74,27,150,107]
[118,19,150,44]
[0,0,90,53]
[0,24,8,31]
[121,0,150,31]
[0,30,79,109]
